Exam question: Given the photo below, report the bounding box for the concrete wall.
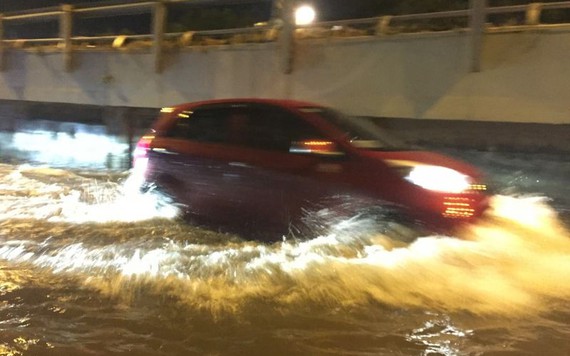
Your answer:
[0,28,569,169]
[0,28,568,124]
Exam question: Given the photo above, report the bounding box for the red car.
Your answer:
[133,99,489,235]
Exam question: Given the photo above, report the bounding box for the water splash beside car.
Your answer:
[0,163,568,321]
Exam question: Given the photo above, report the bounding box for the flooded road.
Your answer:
[0,150,569,355]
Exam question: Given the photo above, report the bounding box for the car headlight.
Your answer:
[404,165,471,193]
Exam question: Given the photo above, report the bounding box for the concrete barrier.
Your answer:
[0,29,569,125]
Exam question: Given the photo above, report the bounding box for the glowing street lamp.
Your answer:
[295,4,316,26]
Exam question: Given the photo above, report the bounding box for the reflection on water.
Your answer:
[0,162,568,355]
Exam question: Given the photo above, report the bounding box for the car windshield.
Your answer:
[299,107,407,151]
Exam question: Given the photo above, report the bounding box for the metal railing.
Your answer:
[0,0,569,73]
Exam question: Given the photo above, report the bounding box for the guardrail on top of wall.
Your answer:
[0,0,569,73]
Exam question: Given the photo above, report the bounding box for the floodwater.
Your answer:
[0,150,568,356]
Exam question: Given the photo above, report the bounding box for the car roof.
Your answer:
[153,98,329,133]
[165,98,324,111]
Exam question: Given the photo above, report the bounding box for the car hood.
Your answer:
[363,150,484,178]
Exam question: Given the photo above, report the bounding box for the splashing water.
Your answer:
[0,163,568,319]
[0,164,179,222]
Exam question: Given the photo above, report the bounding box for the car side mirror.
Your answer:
[289,140,345,157]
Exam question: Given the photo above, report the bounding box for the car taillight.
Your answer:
[133,135,154,172]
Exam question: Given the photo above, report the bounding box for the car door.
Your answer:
[222,104,355,230]
[149,105,241,219]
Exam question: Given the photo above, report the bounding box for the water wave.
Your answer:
[0,164,569,317]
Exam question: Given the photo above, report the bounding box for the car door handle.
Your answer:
[151,147,179,155]
[228,162,252,168]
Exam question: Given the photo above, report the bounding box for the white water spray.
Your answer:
[0,164,569,316]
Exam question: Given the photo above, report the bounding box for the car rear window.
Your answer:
[299,107,407,150]
[166,107,231,143]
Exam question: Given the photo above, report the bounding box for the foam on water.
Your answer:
[0,164,569,317]
[0,164,179,222]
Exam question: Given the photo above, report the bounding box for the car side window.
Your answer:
[237,106,325,152]
[164,104,326,152]
[166,108,230,143]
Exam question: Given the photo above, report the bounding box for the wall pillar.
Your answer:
[0,15,5,72]
[469,0,487,72]
[60,4,73,72]
[102,106,133,169]
[278,0,296,74]
[152,1,167,74]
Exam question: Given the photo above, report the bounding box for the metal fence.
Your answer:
[0,0,569,73]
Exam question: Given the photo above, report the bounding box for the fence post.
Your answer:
[469,0,486,72]
[152,1,166,73]
[375,16,392,36]
[0,15,5,72]
[270,0,284,22]
[526,3,543,25]
[278,0,295,74]
[60,4,73,72]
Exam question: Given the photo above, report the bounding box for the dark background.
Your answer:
[3,0,555,17]
[1,0,568,38]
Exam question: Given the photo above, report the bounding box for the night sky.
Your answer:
[0,0,396,19]
[0,0,144,12]
[1,0,90,12]
[0,0,399,39]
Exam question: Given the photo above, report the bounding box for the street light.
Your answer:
[295,4,316,26]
